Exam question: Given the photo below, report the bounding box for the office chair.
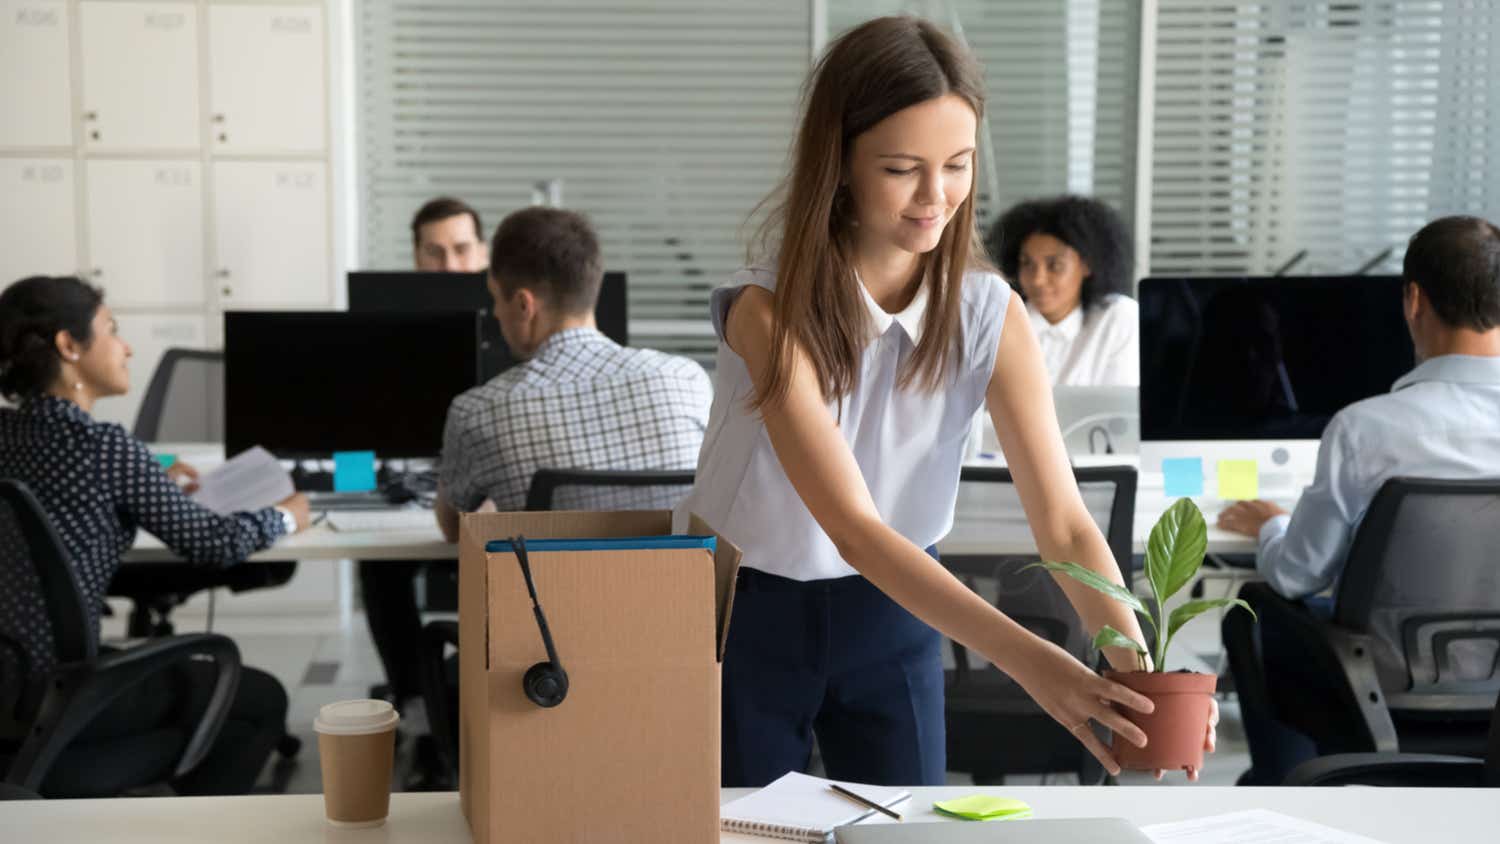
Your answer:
[942,465,1139,786]
[132,348,225,443]
[112,348,295,637]
[1285,690,1500,787]
[1224,477,1500,783]
[523,467,697,512]
[0,479,240,797]
[416,467,697,785]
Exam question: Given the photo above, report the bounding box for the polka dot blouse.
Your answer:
[0,395,286,651]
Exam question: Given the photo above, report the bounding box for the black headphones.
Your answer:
[510,535,569,708]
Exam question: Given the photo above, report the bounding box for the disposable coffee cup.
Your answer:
[314,699,400,828]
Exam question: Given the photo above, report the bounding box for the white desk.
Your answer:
[2,786,1492,842]
[125,450,1271,563]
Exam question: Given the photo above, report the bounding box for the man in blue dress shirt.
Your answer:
[1218,215,1500,783]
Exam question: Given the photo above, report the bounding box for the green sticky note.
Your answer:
[1217,459,1259,500]
[932,795,1033,821]
[154,453,176,469]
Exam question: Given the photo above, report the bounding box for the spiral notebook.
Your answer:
[721,772,911,842]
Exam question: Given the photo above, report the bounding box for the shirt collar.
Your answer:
[856,275,928,345]
[1027,302,1083,343]
[531,326,608,360]
[21,394,90,422]
[1391,354,1500,392]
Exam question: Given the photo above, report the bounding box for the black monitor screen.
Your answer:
[225,311,480,458]
[1139,276,1415,441]
[346,270,628,382]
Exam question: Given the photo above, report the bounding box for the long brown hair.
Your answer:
[751,16,987,411]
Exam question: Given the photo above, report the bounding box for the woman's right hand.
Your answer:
[277,492,312,533]
[1003,636,1154,776]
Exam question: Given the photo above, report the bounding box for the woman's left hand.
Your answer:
[1153,696,1218,781]
[166,461,201,493]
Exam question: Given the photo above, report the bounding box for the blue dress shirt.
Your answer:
[1257,354,1500,598]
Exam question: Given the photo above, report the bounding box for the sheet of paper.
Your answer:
[190,446,294,515]
[1143,809,1386,843]
[1163,457,1205,497]
[1217,459,1259,500]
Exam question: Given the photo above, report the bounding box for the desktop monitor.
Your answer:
[346,270,629,382]
[1138,275,1414,491]
[224,311,481,459]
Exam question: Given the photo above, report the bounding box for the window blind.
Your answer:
[356,0,810,364]
[1149,0,1500,277]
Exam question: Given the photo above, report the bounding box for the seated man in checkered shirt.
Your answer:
[435,206,713,538]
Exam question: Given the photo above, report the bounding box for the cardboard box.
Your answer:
[458,510,740,843]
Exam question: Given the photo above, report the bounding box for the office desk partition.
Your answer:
[1,786,1493,842]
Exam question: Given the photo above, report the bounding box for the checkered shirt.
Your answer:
[439,328,712,513]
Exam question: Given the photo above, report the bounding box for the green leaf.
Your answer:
[1023,561,1145,615]
[1092,625,1149,655]
[1145,498,1209,605]
[1166,598,1256,642]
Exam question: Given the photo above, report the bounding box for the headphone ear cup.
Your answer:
[523,661,569,708]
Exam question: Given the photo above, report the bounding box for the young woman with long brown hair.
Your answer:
[676,16,1212,787]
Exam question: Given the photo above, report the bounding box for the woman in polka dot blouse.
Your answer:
[0,275,309,795]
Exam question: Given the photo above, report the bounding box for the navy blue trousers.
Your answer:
[1238,596,1334,785]
[721,550,946,788]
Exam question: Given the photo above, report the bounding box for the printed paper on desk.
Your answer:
[190,446,294,514]
[1143,809,1386,844]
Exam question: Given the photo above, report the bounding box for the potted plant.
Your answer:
[1031,497,1254,772]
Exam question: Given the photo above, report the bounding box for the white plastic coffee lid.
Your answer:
[313,699,400,735]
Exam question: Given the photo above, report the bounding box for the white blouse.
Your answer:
[1027,294,1139,387]
[674,265,1011,581]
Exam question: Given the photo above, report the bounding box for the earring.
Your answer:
[74,381,83,391]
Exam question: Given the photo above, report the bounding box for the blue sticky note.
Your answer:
[1162,457,1204,498]
[154,453,177,469]
[333,451,377,493]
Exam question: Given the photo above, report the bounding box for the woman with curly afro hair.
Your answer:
[988,195,1137,385]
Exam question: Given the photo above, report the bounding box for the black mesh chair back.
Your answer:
[1334,477,1500,710]
[524,468,697,512]
[133,349,224,443]
[0,479,244,795]
[0,480,94,735]
[943,464,1137,783]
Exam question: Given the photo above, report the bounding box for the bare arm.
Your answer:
[725,286,1151,771]
[435,484,461,543]
[986,293,1150,670]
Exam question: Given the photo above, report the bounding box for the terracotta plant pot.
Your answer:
[1104,670,1217,772]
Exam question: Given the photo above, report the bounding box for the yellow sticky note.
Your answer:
[932,795,1033,821]
[1217,459,1259,500]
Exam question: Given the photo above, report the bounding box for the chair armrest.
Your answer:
[6,634,241,791]
[1238,583,1399,753]
[1285,752,1484,787]
[419,621,461,776]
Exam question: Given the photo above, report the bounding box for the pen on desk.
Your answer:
[829,784,902,822]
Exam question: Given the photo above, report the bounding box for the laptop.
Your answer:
[835,818,1153,843]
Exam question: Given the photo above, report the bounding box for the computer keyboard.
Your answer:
[324,508,436,532]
